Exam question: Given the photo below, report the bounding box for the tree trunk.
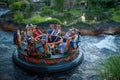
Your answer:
[50,0,54,7]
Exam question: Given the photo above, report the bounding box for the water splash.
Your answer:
[94,35,117,52]
[0,9,9,17]
[80,36,101,62]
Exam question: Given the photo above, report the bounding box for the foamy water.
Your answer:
[94,35,117,52]
[0,9,9,17]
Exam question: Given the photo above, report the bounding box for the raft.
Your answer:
[13,49,83,73]
[13,31,83,73]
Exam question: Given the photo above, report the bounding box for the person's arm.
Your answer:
[39,30,42,34]
[56,29,60,35]
[51,29,55,35]
[66,35,76,52]
[58,26,61,35]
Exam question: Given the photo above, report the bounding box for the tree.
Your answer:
[43,0,51,6]
[11,0,31,18]
[13,10,24,23]
[54,0,65,12]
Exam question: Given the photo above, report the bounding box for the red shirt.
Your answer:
[33,29,42,38]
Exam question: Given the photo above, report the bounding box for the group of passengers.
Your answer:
[14,24,81,56]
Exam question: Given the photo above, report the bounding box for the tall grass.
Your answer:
[99,55,120,80]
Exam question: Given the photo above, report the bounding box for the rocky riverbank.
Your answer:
[0,8,120,35]
[0,20,120,36]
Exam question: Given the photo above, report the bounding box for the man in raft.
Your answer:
[33,27,42,38]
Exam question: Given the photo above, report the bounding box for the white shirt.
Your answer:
[27,30,33,36]
[65,32,71,38]
[59,42,67,53]
[74,34,81,48]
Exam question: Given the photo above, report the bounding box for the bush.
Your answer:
[111,7,120,22]
[54,0,65,12]
[86,8,110,21]
[40,6,54,16]
[11,0,30,11]
[44,18,62,24]
[0,0,14,5]
[66,20,88,26]
[11,1,23,11]
[41,9,54,16]
[24,14,44,24]
[13,11,24,23]
[21,0,30,10]
[40,6,50,11]
[24,14,62,24]
[99,55,120,80]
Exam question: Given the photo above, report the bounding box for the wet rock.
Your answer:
[79,29,103,36]
[0,23,17,31]
[114,28,120,34]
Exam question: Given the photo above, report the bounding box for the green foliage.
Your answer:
[21,0,31,18]
[69,9,83,16]
[99,55,120,80]
[87,0,117,8]
[44,18,62,24]
[13,11,24,23]
[24,14,45,24]
[51,9,83,25]
[11,1,23,10]
[10,0,31,18]
[6,0,120,25]
[40,6,54,16]
[40,6,50,11]
[86,7,109,20]
[0,0,18,5]
[85,0,119,22]
[63,12,73,22]
[111,7,120,22]
[54,0,65,12]
[24,14,62,24]
[21,0,30,10]
[43,0,51,6]
[11,0,30,11]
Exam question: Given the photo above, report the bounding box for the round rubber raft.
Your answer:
[13,50,83,73]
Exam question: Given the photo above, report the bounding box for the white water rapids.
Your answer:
[94,35,117,52]
[0,8,9,17]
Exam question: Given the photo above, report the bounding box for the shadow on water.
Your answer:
[0,30,120,80]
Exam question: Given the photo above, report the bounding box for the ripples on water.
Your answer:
[0,30,120,80]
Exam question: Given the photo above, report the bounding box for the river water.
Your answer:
[0,30,120,80]
[0,9,9,17]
